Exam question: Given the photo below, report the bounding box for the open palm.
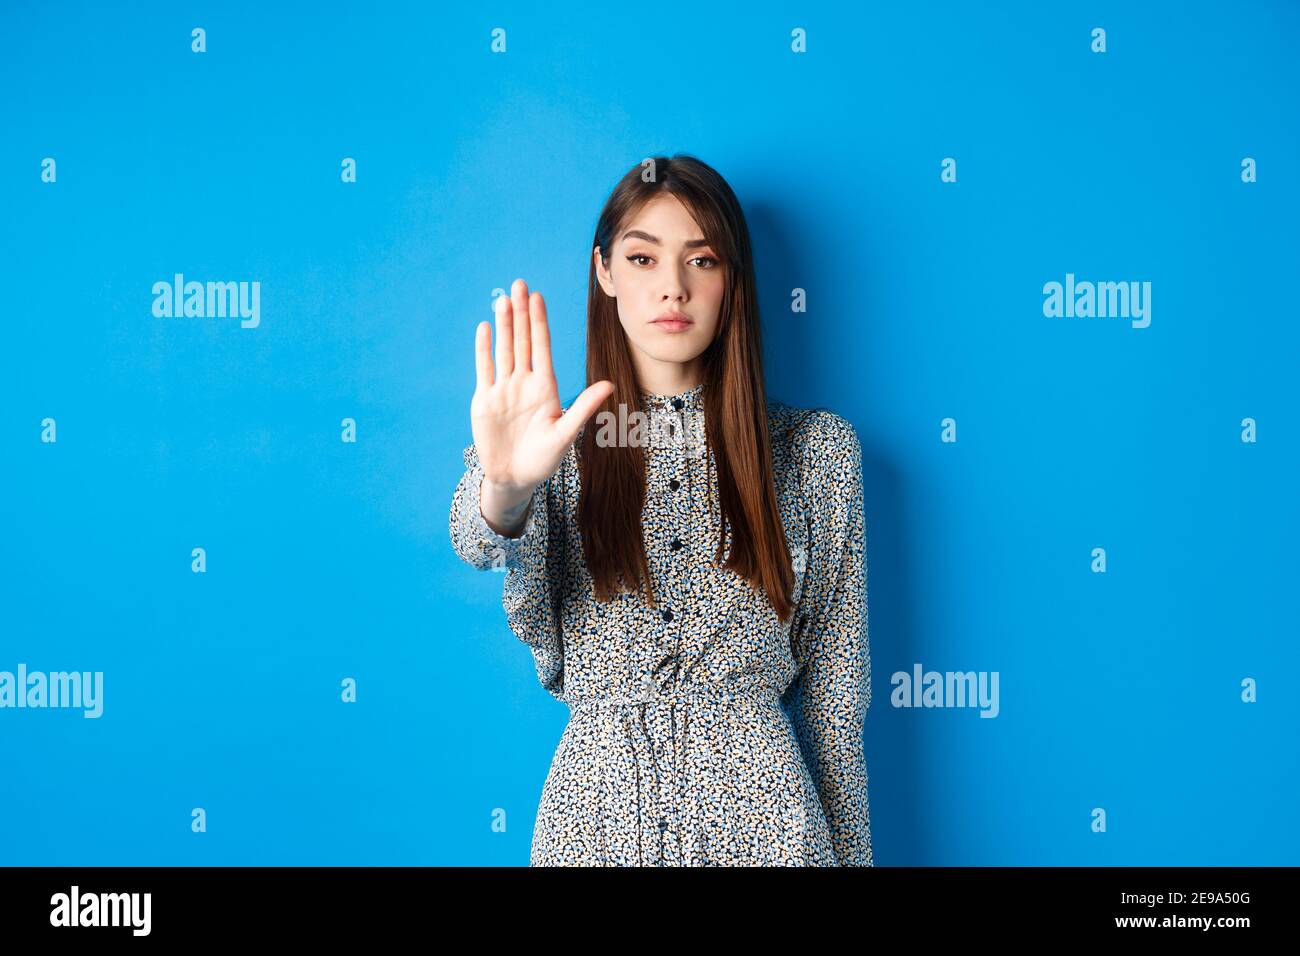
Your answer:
[471,278,613,492]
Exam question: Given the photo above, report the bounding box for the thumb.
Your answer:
[555,380,615,447]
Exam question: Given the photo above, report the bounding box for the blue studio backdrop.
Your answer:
[2,1,1296,866]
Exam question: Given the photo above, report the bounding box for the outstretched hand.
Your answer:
[472,278,614,495]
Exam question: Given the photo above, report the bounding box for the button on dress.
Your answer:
[448,382,872,866]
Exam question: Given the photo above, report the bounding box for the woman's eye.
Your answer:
[626,254,718,268]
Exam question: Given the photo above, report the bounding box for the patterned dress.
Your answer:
[448,382,872,866]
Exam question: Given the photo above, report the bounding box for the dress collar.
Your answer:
[640,381,705,412]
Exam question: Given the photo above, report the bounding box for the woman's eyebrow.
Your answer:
[621,229,711,249]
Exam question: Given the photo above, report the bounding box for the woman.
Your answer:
[449,154,872,866]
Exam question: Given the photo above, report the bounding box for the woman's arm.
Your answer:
[450,278,612,572]
[449,441,565,701]
[481,477,534,538]
[449,441,549,572]
[446,278,613,700]
[782,412,873,866]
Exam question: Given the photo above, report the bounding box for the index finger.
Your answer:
[529,291,554,379]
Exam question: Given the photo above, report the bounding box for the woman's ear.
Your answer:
[593,245,616,297]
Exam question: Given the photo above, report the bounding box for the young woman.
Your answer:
[449,154,872,866]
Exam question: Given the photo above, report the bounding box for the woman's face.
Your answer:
[594,193,725,387]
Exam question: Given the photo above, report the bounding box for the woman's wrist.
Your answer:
[479,476,536,538]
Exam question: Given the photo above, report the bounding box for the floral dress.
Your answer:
[448,382,872,866]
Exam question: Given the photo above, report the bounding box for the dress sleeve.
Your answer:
[781,411,873,866]
[448,441,566,702]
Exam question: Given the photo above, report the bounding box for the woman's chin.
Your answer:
[641,341,707,363]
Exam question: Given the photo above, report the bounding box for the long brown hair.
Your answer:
[577,154,796,623]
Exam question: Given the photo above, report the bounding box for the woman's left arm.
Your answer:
[782,412,873,866]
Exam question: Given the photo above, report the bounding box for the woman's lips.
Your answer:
[651,318,693,333]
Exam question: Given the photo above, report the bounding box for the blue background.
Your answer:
[2,0,1296,865]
